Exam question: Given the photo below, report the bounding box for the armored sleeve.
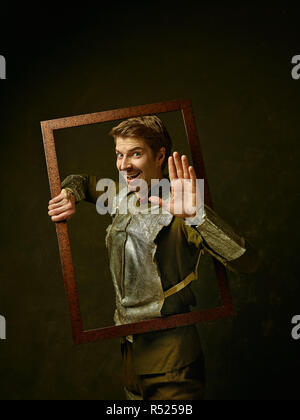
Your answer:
[61,174,102,204]
[185,205,259,274]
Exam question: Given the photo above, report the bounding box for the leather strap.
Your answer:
[163,248,204,299]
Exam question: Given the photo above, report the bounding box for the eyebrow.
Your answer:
[115,147,144,154]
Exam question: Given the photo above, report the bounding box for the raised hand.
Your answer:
[149,151,202,219]
[48,189,76,222]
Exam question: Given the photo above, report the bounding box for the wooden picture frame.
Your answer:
[41,99,235,344]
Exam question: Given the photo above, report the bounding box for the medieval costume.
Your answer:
[62,174,259,400]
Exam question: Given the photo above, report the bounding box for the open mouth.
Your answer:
[126,171,141,181]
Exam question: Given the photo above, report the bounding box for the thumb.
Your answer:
[49,190,65,204]
[148,196,162,206]
[149,196,169,210]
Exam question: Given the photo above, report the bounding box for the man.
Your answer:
[48,116,259,400]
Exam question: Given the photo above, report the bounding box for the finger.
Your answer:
[49,200,74,214]
[48,199,68,210]
[49,204,71,216]
[188,166,198,208]
[168,156,177,181]
[49,190,66,205]
[181,155,190,179]
[51,211,72,222]
[173,152,184,179]
[189,165,196,181]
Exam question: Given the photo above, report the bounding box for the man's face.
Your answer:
[115,136,165,189]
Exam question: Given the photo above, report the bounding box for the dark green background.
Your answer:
[1,3,299,399]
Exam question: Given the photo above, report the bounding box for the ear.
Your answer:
[156,147,166,167]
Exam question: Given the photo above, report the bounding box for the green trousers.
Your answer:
[121,339,206,400]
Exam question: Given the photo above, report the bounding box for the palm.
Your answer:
[169,177,196,217]
[150,152,202,218]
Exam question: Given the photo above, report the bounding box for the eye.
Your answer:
[116,153,123,159]
[133,152,141,157]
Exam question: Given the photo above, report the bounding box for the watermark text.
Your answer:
[0,55,6,79]
[291,315,300,340]
[291,55,300,80]
[95,172,204,225]
[0,315,6,340]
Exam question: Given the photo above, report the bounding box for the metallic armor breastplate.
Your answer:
[105,189,173,325]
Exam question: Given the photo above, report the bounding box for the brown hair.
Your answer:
[109,115,172,169]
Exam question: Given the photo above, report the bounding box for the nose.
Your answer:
[119,155,132,171]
